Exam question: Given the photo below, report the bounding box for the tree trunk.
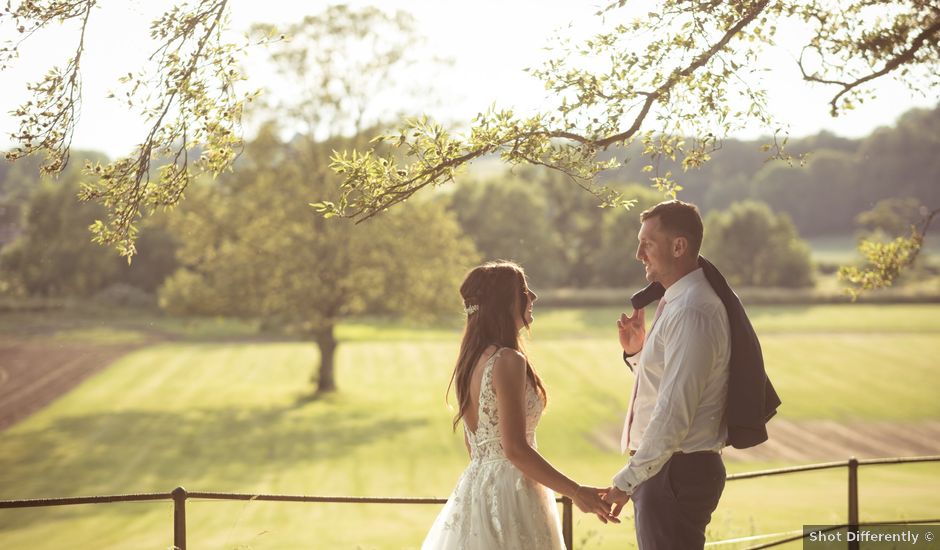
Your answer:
[313,325,338,394]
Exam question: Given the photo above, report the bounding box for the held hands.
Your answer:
[618,308,646,356]
[571,485,621,524]
[602,485,631,518]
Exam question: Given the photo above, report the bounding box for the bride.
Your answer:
[422,261,616,549]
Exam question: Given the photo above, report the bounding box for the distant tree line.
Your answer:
[446,169,813,290]
[2,103,938,303]
[599,105,940,238]
[0,151,177,302]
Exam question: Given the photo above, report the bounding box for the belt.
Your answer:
[628,449,719,457]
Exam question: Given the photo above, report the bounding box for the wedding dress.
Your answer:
[421,348,565,549]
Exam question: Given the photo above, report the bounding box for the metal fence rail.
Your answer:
[0,489,571,549]
[720,455,940,550]
[735,518,940,550]
[2,455,938,549]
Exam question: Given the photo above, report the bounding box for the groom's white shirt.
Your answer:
[613,267,730,495]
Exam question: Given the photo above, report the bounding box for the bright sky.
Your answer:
[0,0,936,158]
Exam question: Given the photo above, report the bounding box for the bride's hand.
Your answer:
[572,485,620,524]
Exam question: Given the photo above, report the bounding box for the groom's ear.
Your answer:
[672,235,688,258]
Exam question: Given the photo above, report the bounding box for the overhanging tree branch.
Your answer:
[596,0,770,149]
[4,0,96,174]
[3,0,257,258]
[80,0,229,254]
[327,0,772,222]
[801,14,940,116]
[840,206,940,297]
[2,0,940,268]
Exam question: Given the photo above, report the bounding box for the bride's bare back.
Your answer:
[462,344,501,435]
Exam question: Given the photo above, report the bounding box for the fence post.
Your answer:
[848,457,859,550]
[562,495,573,549]
[172,486,188,550]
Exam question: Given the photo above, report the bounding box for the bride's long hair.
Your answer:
[447,260,547,431]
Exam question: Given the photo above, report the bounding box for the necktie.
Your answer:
[620,298,667,453]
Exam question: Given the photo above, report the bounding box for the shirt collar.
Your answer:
[663,267,705,303]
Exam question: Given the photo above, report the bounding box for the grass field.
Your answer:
[1,305,939,549]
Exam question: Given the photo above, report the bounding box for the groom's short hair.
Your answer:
[641,200,704,256]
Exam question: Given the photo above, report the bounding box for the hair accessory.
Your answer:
[464,304,479,316]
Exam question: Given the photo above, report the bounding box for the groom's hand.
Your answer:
[618,308,645,356]
[603,486,631,517]
[573,485,621,524]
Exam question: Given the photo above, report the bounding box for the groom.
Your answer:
[604,200,730,549]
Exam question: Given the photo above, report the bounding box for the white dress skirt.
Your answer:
[421,348,565,549]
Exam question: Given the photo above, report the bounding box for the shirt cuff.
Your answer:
[612,464,640,495]
[622,350,637,372]
[613,445,676,495]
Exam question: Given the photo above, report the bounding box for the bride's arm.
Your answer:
[492,350,617,523]
[463,428,471,458]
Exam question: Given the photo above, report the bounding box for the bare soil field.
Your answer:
[722,419,940,462]
[0,342,140,431]
[595,419,940,462]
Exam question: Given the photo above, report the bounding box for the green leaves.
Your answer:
[839,206,940,299]
[5,0,251,260]
[796,0,940,117]
[327,115,482,221]
[839,234,923,299]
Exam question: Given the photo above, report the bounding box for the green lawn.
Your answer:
[0,305,938,549]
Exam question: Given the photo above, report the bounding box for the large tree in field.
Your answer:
[157,6,476,395]
[161,127,476,395]
[2,1,939,291]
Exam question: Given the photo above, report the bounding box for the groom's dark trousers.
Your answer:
[632,451,726,550]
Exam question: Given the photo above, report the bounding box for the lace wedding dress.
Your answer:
[421,348,565,549]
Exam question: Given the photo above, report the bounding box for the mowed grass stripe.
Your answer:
[61,344,202,413]
[526,341,631,454]
[761,334,940,420]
